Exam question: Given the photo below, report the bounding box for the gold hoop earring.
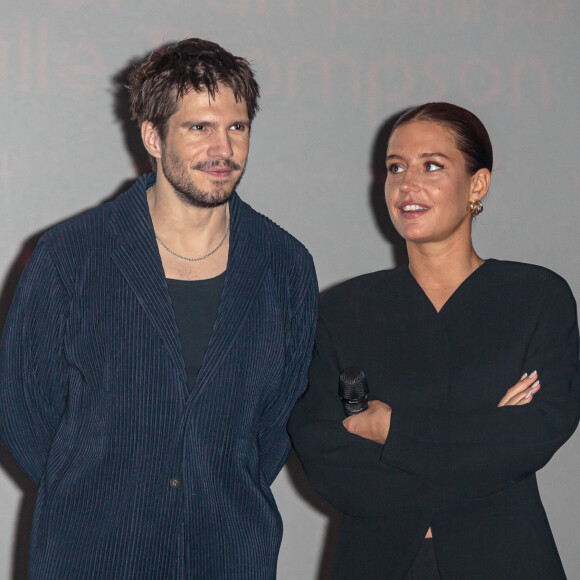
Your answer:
[469,199,483,216]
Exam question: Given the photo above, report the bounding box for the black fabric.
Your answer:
[402,539,440,580]
[167,271,226,392]
[289,259,580,580]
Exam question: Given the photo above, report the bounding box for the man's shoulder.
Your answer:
[42,203,110,242]
[238,197,313,265]
[38,176,146,255]
[236,198,317,309]
[36,203,111,270]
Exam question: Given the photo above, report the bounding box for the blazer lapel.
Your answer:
[189,194,269,406]
[109,175,187,390]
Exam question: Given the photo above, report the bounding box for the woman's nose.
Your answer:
[399,169,419,192]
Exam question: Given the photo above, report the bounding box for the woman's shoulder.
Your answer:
[484,258,571,291]
[319,266,409,315]
[483,260,576,318]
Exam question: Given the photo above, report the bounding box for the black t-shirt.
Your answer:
[166,271,226,392]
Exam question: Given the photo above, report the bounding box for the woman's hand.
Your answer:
[342,400,392,444]
[498,371,540,407]
[342,372,539,443]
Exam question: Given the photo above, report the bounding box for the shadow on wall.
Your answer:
[112,57,153,179]
[0,55,152,580]
[285,452,342,580]
[368,109,410,269]
[0,53,150,336]
[285,110,411,579]
[0,199,138,580]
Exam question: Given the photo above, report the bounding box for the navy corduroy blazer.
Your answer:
[0,174,318,579]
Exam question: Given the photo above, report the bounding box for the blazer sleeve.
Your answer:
[0,241,71,484]
[381,275,580,497]
[288,316,441,517]
[258,252,318,487]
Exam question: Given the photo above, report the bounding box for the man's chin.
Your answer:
[175,186,235,209]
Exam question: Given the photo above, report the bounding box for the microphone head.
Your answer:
[338,367,369,416]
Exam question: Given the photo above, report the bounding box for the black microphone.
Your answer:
[338,367,369,416]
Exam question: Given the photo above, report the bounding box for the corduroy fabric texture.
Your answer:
[0,173,318,579]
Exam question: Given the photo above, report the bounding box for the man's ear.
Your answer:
[141,121,162,163]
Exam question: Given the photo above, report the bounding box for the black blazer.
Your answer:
[289,260,580,579]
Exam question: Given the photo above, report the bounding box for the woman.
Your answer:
[288,103,580,580]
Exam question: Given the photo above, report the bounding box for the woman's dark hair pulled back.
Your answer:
[391,102,493,175]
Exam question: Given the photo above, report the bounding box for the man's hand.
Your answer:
[342,400,392,444]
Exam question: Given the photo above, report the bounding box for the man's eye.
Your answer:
[230,123,246,131]
[190,124,205,131]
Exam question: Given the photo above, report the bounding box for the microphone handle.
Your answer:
[340,394,369,417]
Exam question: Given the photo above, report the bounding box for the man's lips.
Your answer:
[194,161,241,180]
[201,167,233,179]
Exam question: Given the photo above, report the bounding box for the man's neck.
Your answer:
[147,182,230,281]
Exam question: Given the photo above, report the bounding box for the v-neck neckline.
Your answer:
[405,259,493,315]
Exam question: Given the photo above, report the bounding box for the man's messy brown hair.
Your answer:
[127,38,260,169]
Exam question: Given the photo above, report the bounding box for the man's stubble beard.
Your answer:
[160,149,245,209]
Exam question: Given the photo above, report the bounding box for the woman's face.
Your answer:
[385,120,482,247]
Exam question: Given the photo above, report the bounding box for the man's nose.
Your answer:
[207,130,233,159]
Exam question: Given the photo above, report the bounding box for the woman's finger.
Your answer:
[497,371,538,406]
[342,400,391,444]
[501,379,541,407]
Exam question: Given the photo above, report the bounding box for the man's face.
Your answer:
[157,86,250,208]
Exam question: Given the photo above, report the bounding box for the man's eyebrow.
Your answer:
[179,120,249,128]
[179,120,216,127]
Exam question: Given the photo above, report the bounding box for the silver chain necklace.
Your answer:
[155,221,230,262]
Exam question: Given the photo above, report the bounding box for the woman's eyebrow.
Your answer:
[418,152,451,159]
[386,152,451,160]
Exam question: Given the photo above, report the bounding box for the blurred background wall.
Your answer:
[1,1,579,577]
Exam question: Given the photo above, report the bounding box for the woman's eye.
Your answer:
[426,162,443,171]
[388,164,403,174]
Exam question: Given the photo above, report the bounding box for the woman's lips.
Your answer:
[399,202,429,218]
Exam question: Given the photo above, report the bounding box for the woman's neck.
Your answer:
[407,241,484,311]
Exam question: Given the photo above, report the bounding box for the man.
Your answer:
[0,38,317,579]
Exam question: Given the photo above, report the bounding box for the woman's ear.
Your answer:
[470,168,491,202]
